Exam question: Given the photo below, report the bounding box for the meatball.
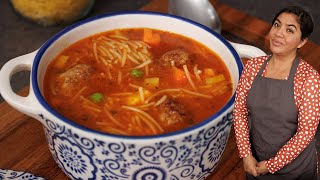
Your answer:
[159,49,189,68]
[158,98,193,126]
[56,64,92,96]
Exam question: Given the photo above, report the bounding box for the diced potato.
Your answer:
[143,89,151,98]
[55,55,69,68]
[199,84,213,89]
[126,94,141,105]
[203,68,215,77]
[144,77,160,89]
[205,74,225,85]
[126,90,151,105]
[212,85,229,96]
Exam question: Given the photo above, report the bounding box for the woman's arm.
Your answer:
[233,58,260,158]
[265,67,320,173]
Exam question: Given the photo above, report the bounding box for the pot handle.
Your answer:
[228,41,266,59]
[0,50,41,117]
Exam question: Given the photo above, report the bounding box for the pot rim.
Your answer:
[31,11,243,139]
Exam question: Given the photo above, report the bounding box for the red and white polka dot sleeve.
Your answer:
[265,61,320,173]
[233,56,267,158]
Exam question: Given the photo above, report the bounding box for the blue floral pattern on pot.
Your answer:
[0,169,45,180]
[40,111,233,180]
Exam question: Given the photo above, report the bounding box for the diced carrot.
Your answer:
[151,33,161,45]
[143,28,153,41]
[172,67,187,83]
[143,28,161,45]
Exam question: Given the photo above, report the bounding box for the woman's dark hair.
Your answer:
[272,6,314,40]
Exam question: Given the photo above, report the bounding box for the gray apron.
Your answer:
[246,56,317,180]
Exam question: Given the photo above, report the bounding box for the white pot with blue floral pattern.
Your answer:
[0,12,265,180]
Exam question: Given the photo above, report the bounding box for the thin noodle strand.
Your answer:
[137,52,146,62]
[99,46,114,59]
[135,115,143,129]
[109,34,129,40]
[82,104,101,113]
[105,127,129,135]
[109,49,122,61]
[132,60,152,69]
[126,41,138,49]
[127,54,140,64]
[137,114,158,134]
[138,87,145,103]
[104,103,111,110]
[122,106,163,133]
[80,96,101,109]
[97,46,107,56]
[129,83,140,89]
[193,64,202,82]
[139,41,151,48]
[137,102,155,108]
[145,89,181,103]
[131,51,141,61]
[117,71,122,85]
[154,95,167,107]
[106,65,112,80]
[101,36,116,43]
[111,92,134,96]
[180,88,212,99]
[121,49,127,67]
[71,86,87,102]
[100,57,109,66]
[103,107,124,127]
[134,41,143,48]
[103,41,116,49]
[183,65,197,91]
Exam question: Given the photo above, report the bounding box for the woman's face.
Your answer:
[269,12,307,55]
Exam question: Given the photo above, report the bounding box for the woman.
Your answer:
[233,6,320,179]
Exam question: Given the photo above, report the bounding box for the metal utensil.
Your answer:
[168,0,222,34]
[168,0,266,60]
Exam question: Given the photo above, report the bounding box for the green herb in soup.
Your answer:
[43,28,233,136]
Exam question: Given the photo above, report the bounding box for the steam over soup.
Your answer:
[44,28,233,136]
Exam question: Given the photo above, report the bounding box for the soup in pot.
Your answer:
[44,28,233,136]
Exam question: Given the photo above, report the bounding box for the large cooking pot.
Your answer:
[0,12,265,179]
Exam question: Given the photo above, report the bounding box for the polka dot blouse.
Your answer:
[233,55,320,173]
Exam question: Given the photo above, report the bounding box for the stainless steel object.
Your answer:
[168,0,266,62]
[168,0,222,34]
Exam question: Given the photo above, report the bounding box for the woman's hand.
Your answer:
[256,161,269,175]
[243,155,259,177]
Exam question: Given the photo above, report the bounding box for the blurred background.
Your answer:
[221,0,320,44]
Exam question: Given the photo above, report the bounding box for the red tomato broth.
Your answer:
[44,28,233,136]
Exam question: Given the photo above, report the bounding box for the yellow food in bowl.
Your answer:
[10,0,95,26]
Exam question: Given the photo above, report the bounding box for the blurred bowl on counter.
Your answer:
[10,0,95,26]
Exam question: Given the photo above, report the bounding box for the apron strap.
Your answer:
[287,57,300,81]
[256,56,300,80]
[256,56,272,76]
